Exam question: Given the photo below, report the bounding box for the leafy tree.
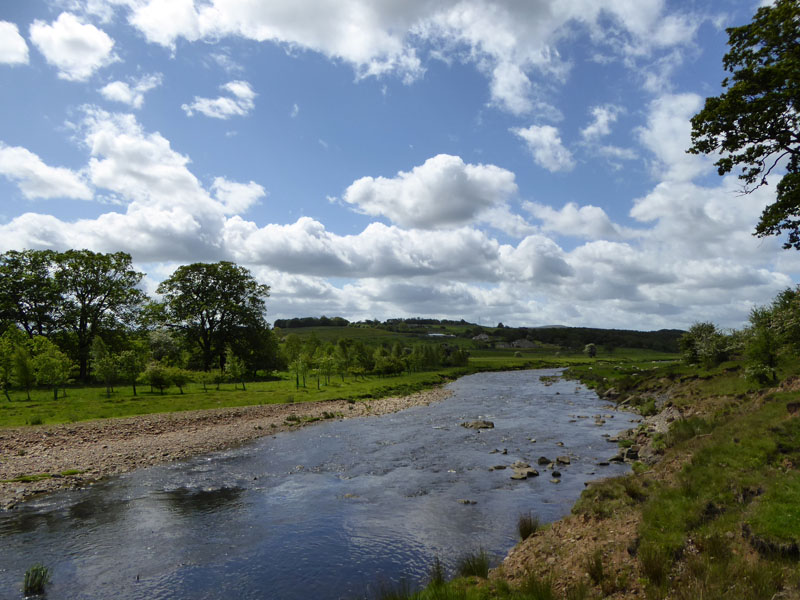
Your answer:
[142,361,170,394]
[54,250,145,381]
[679,322,730,368]
[13,344,35,400]
[0,249,60,337]
[156,262,270,371]
[118,346,147,396]
[91,337,118,397]
[744,307,779,383]
[0,328,25,400]
[165,366,191,394]
[689,0,800,247]
[584,343,597,358]
[31,337,73,401]
[225,346,247,390]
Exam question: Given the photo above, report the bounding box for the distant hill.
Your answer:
[272,316,685,353]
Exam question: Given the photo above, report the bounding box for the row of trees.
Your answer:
[282,334,469,389]
[679,286,800,383]
[0,250,281,389]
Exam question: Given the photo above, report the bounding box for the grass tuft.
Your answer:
[517,512,540,541]
[455,549,490,579]
[23,564,50,596]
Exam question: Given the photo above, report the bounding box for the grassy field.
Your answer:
[0,348,677,427]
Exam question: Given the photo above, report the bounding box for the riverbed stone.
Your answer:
[461,420,495,429]
[537,456,551,465]
[556,455,571,465]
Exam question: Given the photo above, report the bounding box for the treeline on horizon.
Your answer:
[274,315,685,354]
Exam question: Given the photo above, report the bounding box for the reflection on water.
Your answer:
[162,486,245,516]
[0,369,633,600]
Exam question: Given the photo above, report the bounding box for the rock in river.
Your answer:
[461,420,495,429]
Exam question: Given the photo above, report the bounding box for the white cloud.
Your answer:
[211,177,265,215]
[99,73,163,109]
[290,103,299,118]
[342,154,518,230]
[29,12,118,81]
[525,202,627,240]
[581,105,621,141]
[182,80,256,119]
[511,125,575,172]
[0,143,92,200]
[0,100,790,330]
[96,0,703,117]
[636,93,709,182]
[0,21,29,65]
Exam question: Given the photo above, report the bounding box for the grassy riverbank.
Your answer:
[0,350,674,427]
[382,355,800,599]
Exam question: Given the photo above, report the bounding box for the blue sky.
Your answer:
[0,0,796,329]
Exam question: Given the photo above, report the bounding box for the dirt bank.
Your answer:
[0,388,452,509]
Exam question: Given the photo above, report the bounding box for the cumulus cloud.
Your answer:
[94,0,702,116]
[525,202,627,240]
[182,80,256,119]
[29,12,118,81]
[637,93,709,182]
[0,143,92,200]
[212,177,265,214]
[342,154,518,230]
[99,73,163,109]
[0,21,29,65]
[0,95,790,330]
[511,125,575,172]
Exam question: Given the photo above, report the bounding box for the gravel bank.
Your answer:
[0,388,452,509]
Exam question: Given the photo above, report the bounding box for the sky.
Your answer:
[0,0,796,330]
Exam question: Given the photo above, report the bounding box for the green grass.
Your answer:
[0,349,679,427]
[0,369,468,427]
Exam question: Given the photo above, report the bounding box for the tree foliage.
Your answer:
[156,262,271,371]
[689,0,800,247]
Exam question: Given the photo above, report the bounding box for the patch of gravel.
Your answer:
[0,388,452,510]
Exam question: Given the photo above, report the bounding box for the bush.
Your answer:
[23,564,50,596]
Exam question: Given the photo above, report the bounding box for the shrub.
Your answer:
[455,549,490,578]
[517,512,540,540]
[23,564,50,596]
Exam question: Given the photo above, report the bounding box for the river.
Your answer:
[0,369,633,599]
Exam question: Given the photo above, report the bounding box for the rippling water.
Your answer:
[0,369,634,599]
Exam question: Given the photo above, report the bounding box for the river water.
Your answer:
[0,369,633,599]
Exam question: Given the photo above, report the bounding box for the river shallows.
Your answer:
[0,369,632,599]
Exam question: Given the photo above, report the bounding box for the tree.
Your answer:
[225,346,247,390]
[156,262,270,371]
[689,0,800,247]
[142,361,170,394]
[118,346,147,396]
[91,338,118,397]
[54,250,145,381]
[13,344,35,401]
[0,250,60,337]
[583,343,597,358]
[31,337,73,401]
[0,328,25,400]
[679,322,730,368]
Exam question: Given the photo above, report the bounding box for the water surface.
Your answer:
[0,369,633,599]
